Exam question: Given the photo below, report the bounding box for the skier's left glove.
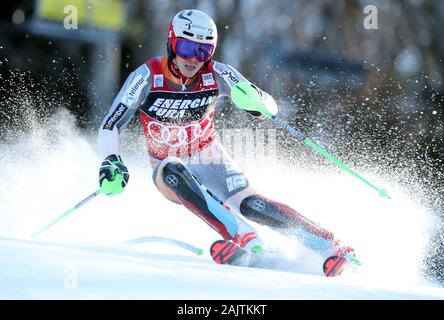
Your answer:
[231,82,278,119]
[99,154,129,196]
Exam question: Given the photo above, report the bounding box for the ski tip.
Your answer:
[210,240,244,265]
[323,255,362,277]
[323,256,347,277]
[196,248,204,256]
[210,240,228,264]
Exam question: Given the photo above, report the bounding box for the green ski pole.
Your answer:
[231,82,390,199]
[31,189,101,238]
[32,168,125,238]
[269,116,390,198]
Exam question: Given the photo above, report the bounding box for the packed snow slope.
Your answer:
[2,236,444,299]
[1,110,443,299]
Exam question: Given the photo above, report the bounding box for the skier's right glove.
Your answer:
[99,154,129,196]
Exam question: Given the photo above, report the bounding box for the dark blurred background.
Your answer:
[0,0,443,282]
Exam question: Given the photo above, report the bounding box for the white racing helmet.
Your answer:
[167,9,218,62]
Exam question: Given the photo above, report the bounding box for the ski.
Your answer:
[210,239,260,267]
[211,239,362,277]
[323,255,362,277]
[210,239,246,265]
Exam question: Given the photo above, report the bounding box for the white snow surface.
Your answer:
[1,111,443,299]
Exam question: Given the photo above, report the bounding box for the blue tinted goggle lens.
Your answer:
[175,39,214,62]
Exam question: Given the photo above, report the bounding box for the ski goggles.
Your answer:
[174,38,215,62]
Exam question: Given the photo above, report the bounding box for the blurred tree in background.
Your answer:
[0,0,443,283]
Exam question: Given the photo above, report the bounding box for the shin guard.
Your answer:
[240,194,334,251]
[162,162,239,240]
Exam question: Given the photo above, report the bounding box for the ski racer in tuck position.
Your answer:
[98,9,358,275]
